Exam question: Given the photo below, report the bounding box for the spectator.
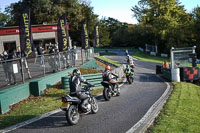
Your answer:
[16,46,32,79]
[37,44,44,67]
[48,44,59,72]
[162,60,169,68]
[0,51,9,81]
[7,49,17,85]
[64,48,70,68]
[85,48,90,61]
[60,52,67,69]
[71,45,77,66]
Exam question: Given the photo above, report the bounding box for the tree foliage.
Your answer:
[131,0,194,53]
[0,9,9,27]
[3,0,101,47]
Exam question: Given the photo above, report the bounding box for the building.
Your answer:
[0,24,58,53]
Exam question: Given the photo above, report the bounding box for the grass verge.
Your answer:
[99,52,117,56]
[149,82,200,132]
[96,56,121,66]
[133,51,170,63]
[0,88,67,130]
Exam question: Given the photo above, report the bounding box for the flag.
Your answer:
[19,7,33,54]
[57,14,69,52]
[94,23,100,47]
[81,20,90,49]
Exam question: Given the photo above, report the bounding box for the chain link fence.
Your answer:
[0,47,95,89]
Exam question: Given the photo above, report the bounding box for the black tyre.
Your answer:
[66,105,80,125]
[127,76,132,84]
[91,97,99,113]
[131,76,134,83]
[103,87,111,101]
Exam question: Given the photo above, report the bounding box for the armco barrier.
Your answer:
[0,83,30,114]
[30,67,75,96]
[0,67,75,114]
[61,73,103,90]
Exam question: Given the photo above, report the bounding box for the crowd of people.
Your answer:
[0,42,79,86]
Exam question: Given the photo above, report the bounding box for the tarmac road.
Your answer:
[8,55,167,133]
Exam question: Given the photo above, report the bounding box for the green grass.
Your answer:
[96,56,121,66]
[149,82,200,132]
[0,88,67,129]
[133,51,170,63]
[99,52,117,56]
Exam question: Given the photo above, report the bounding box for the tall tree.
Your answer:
[192,6,200,57]
[0,9,10,27]
[131,0,191,53]
[4,0,99,47]
[98,19,111,47]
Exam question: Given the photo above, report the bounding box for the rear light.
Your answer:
[62,97,67,102]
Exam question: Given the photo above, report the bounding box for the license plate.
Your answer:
[61,102,69,108]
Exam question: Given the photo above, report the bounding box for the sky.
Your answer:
[0,0,199,24]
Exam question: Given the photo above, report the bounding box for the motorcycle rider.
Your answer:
[102,65,119,91]
[127,54,135,71]
[69,69,91,111]
[124,64,134,76]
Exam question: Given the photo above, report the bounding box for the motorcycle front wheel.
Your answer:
[127,76,132,84]
[91,97,99,114]
[66,105,80,125]
[103,87,111,101]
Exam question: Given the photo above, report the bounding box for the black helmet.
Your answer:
[73,69,81,76]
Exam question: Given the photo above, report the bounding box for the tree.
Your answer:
[191,6,200,57]
[4,0,99,47]
[0,10,9,27]
[98,19,111,47]
[131,0,192,53]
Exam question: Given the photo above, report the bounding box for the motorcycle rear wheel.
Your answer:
[103,87,111,101]
[66,105,80,125]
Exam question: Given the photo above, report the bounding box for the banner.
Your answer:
[57,14,69,52]
[94,23,100,47]
[19,7,33,54]
[81,20,90,49]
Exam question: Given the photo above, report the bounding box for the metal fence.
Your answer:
[0,47,96,89]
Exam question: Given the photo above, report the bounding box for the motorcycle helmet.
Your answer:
[105,65,111,70]
[73,69,81,76]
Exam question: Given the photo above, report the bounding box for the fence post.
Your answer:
[20,58,25,83]
[43,55,45,76]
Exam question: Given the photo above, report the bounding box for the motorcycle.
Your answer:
[124,66,134,84]
[101,76,120,101]
[60,84,99,125]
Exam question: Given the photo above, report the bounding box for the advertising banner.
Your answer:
[19,7,33,54]
[57,14,69,52]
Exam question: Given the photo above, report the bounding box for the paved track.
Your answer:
[8,55,167,133]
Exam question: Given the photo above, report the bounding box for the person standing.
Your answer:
[37,44,44,67]
[64,48,70,68]
[16,46,32,79]
[0,51,9,81]
[162,60,169,68]
[71,45,77,66]
[7,49,17,85]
